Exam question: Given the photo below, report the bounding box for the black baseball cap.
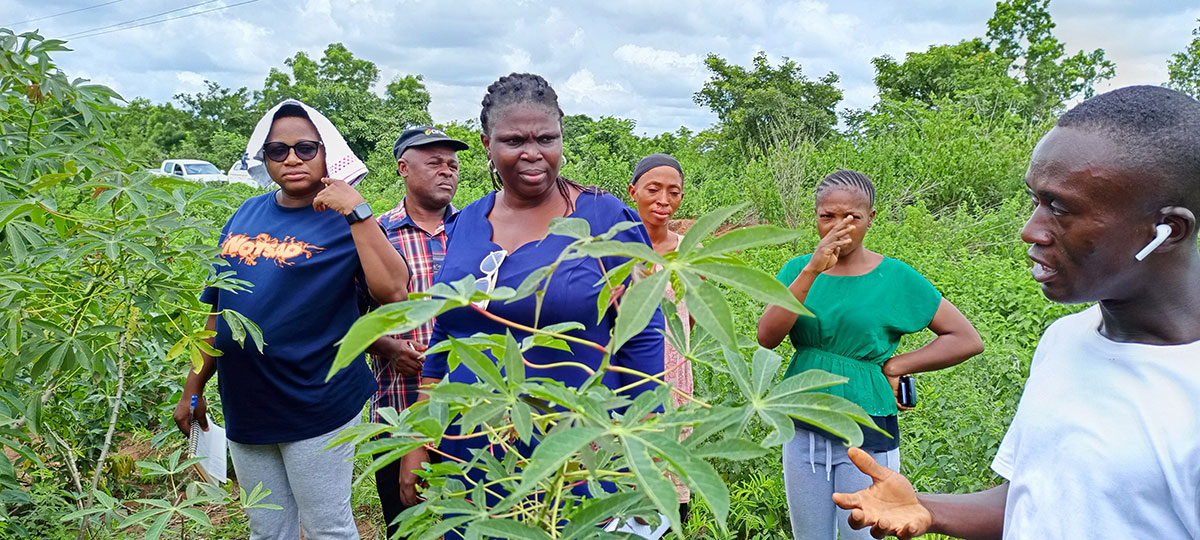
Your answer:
[392,126,469,160]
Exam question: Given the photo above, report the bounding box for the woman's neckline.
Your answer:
[819,252,886,278]
[482,188,591,255]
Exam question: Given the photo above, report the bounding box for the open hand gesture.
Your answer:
[832,447,932,539]
[806,216,856,274]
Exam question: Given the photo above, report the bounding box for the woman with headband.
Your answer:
[628,153,694,519]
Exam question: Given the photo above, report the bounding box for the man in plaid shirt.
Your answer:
[368,126,468,538]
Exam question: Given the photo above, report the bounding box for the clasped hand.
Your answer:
[312,177,365,215]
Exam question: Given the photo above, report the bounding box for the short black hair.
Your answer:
[1056,85,1200,208]
[816,169,875,207]
[480,73,564,137]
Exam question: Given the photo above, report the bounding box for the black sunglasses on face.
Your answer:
[262,140,323,162]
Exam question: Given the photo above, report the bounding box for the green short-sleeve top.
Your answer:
[776,255,942,416]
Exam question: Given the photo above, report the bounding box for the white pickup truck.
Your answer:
[157,159,227,182]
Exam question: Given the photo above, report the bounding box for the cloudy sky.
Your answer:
[4,0,1198,134]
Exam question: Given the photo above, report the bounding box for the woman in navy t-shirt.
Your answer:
[173,100,408,539]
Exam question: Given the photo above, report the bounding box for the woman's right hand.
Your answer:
[172,393,208,436]
[398,446,430,507]
[806,216,856,274]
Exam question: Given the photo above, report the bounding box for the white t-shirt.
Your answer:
[992,306,1200,539]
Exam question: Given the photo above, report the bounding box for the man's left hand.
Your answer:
[312,177,365,215]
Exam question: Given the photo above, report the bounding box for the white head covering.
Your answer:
[244,98,369,187]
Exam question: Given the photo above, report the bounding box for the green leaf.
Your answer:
[466,518,555,540]
[691,262,811,317]
[691,225,802,259]
[221,309,265,353]
[547,216,594,240]
[678,203,747,254]
[501,426,604,506]
[679,274,736,347]
[620,436,681,533]
[328,298,453,381]
[572,240,666,266]
[143,510,171,540]
[609,269,668,354]
[560,492,644,540]
[177,507,211,528]
[511,400,533,445]
[641,433,730,529]
[501,331,524,385]
[451,338,504,390]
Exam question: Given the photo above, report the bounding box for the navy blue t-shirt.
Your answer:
[201,192,375,444]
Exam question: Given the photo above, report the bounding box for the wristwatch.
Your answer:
[346,202,373,224]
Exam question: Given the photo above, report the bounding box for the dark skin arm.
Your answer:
[313,178,409,304]
[832,447,1006,540]
[397,376,440,507]
[883,298,984,409]
[172,314,217,435]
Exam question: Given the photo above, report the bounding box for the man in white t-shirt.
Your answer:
[830,85,1200,539]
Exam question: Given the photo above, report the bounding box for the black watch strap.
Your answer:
[346,201,373,224]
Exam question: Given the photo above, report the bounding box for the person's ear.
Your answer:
[1159,206,1197,250]
[396,158,408,179]
[481,133,491,153]
[627,183,638,202]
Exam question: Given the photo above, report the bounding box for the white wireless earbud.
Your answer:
[1134,223,1173,261]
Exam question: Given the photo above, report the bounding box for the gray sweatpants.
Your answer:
[782,428,899,540]
[228,415,361,540]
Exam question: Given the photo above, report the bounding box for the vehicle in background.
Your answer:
[157,159,226,183]
[227,155,270,188]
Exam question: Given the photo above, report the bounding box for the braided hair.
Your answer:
[480,73,590,213]
[815,169,875,207]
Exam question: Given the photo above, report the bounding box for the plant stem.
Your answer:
[471,305,607,354]
[87,303,131,500]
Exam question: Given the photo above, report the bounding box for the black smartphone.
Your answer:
[898,374,916,408]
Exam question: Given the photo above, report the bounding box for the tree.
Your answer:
[873,0,1115,120]
[694,52,842,150]
[175,81,258,136]
[256,43,432,158]
[1166,19,1200,99]
[985,0,1115,116]
[385,74,433,117]
[0,28,268,536]
[873,39,1023,107]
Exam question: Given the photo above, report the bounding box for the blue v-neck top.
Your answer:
[423,190,665,396]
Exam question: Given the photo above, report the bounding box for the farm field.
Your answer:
[2,1,1198,539]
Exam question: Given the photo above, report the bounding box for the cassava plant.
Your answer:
[328,203,882,539]
[0,28,261,535]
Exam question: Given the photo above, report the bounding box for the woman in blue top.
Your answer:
[756,170,984,540]
[395,73,666,516]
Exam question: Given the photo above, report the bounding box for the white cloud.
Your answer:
[613,45,704,74]
[560,69,628,107]
[2,0,1197,135]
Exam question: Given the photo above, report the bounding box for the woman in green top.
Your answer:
[756,169,984,540]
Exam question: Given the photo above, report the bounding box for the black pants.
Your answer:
[375,455,410,539]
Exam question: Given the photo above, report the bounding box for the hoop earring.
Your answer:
[487,159,502,191]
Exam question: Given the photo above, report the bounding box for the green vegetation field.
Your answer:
[2,1,1199,538]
